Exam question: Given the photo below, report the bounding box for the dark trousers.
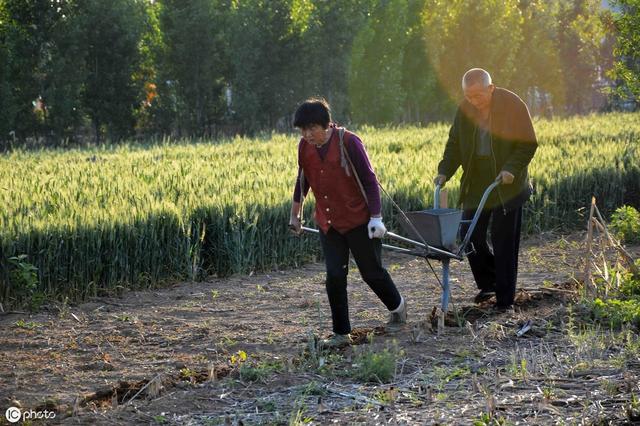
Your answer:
[461,205,522,307]
[319,224,402,334]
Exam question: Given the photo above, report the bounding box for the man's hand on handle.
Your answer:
[434,174,447,188]
[496,170,514,184]
[368,216,387,239]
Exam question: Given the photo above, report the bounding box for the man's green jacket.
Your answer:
[437,87,538,211]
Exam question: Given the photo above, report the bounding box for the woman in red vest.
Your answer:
[289,98,406,349]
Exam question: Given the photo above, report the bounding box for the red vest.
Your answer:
[299,129,370,234]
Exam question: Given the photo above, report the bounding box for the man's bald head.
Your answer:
[462,68,495,114]
[462,68,492,90]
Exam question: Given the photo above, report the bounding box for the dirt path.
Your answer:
[1,233,638,425]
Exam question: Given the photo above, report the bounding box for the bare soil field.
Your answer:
[1,232,639,425]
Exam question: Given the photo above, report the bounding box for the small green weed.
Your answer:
[239,359,283,382]
[288,399,313,425]
[473,412,510,425]
[14,319,43,329]
[351,344,400,383]
[373,387,398,404]
[7,255,43,310]
[179,367,197,380]
[600,379,619,396]
[507,358,528,381]
[256,398,277,412]
[620,261,640,298]
[153,415,168,424]
[610,205,640,244]
[625,393,640,421]
[301,380,327,396]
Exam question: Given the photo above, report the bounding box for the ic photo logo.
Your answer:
[5,406,56,423]
[5,407,21,423]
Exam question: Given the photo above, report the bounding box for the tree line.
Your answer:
[0,0,637,146]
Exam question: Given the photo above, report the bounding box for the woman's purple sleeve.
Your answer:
[292,167,310,203]
[346,135,382,216]
[292,139,310,203]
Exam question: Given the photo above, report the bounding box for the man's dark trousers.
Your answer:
[461,205,522,307]
[318,223,402,335]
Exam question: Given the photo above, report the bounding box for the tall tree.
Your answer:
[557,0,610,114]
[227,0,304,132]
[133,0,162,136]
[610,0,640,106]
[153,0,229,137]
[348,0,409,125]
[399,0,452,123]
[78,0,147,141]
[43,0,88,141]
[0,0,71,141]
[0,2,18,144]
[292,0,373,123]
[420,0,523,109]
[511,0,566,117]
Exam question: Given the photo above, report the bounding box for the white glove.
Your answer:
[368,217,386,239]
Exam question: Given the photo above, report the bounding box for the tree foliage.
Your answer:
[611,0,640,105]
[226,0,302,131]
[0,0,71,141]
[556,0,610,114]
[78,0,147,141]
[349,0,408,124]
[0,0,629,145]
[150,0,228,136]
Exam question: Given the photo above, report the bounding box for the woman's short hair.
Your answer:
[293,98,332,129]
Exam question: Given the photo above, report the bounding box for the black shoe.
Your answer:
[474,290,496,304]
[494,304,514,314]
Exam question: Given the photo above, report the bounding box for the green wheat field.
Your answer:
[1,112,639,307]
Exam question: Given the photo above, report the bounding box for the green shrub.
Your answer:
[610,205,640,244]
[7,255,45,310]
[352,346,397,383]
[590,298,640,329]
[8,255,38,293]
[620,261,640,298]
[239,360,283,382]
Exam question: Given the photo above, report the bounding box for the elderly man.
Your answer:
[434,68,537,311]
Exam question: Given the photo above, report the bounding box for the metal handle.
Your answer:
[300,226,460,259]
[386,231,460,260]
[456,179,502,256]
[300,226,413,255]
[434,184,441,209]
